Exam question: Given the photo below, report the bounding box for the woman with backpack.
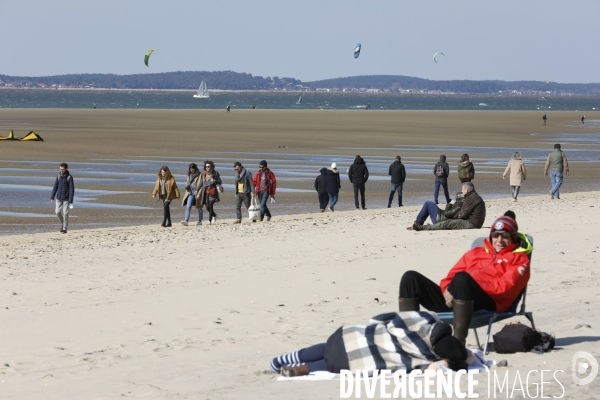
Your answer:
[457,154,475,183]
[200,161,223,225]
[503,152,526,202]
[180,163,204,226]
[152,166,180,227]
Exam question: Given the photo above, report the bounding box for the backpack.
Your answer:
[435,165,445,177]
[493,322,554,354]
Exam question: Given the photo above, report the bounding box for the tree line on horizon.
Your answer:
[1,71,599,95]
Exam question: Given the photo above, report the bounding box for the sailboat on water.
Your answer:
[193,80,209,98]
[296,94,302,104]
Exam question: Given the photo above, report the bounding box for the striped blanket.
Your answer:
[342,311,444,373]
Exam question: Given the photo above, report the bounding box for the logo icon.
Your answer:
[572,351,598,385]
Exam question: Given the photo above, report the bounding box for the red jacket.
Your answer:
[439,239,530,312]
[253,168,277,196]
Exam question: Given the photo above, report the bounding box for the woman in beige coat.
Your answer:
[503,152,526,201]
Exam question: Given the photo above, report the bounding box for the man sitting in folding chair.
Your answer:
[398,213,532,347]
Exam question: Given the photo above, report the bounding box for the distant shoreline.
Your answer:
[2,87,600,99]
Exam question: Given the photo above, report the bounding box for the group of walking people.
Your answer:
[49,145,568,233]
[150,160,277,227]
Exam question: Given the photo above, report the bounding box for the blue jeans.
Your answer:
[352,183,365,208]
[328,193,338,210]
[388,183,403,206]
[184,193,203,222]
[258,191,271,220]
[434,178,450,203]
[416,201,441,224]
[549,171,563,199]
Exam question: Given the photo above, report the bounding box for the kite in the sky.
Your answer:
[144,49,157,67]
[354,43,361,59]
[433,52,445,63]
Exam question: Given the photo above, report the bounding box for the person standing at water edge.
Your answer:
[181,163,203,226]
[314,168,328,212]
[348,155,369,210]
[433,155,451,205]
[201,161,223,225]
[50,163,74,234]
[543,114,547,125]
[388,156,406,207]
[581,115,585,125]
[503,152,526,202]
[226,105,231,113]
[544,144,569,199]
[233,162,254,224]
[457,154,475,183]
[326,163,341,212]
[253,160,276,221]
[152,166,180,227]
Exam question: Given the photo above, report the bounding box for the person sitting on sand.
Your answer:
[406,192,465,231]
[407,182,485,231]
[270,311,468,377]
[399,212,532,346]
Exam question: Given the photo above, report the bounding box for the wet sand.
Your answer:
[1,109,599,235]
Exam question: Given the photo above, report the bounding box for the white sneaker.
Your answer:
[180,221,188,226]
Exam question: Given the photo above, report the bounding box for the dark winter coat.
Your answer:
[456,191,486,228]
[389,160,406,184]
[348,157,369,185]
[433,155,450,179]
[51,171,75,203]
[326,168,341,194]
[314,168,328,194]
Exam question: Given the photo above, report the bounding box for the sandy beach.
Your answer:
[1,109,599,235]
[1,191,599,399]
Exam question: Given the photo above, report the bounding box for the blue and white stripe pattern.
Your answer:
[270,351,302,373]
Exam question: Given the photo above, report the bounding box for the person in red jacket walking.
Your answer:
[397,212,531,345]
[252,160,277,221]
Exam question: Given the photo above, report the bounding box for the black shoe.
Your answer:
[60,228,65,233]
[61,229,67,234]
[362,207,367,210]
[164,223,172,227]
[399,204,404,207]
[435,201,439,205]
[387,203,391,208]
[161,222,166,227]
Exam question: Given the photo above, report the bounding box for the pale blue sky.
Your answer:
[2,0,598,83]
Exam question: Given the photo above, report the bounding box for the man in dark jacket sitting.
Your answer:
[348,155,369,210]
[314,168,329,212]
[408,182,485,231]
[50,162,75,234]
[388,156,406,208]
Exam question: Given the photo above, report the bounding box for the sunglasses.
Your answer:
[491,231,512,239]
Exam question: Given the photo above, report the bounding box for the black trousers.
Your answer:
[163,200,171,224]
[207,199,217,220]
[318,193,329,210]
[399,271,496,312]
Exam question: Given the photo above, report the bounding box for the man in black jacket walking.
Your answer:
[433,155,451,204]
[50,163,75,233]
[314,168,329,212]
[388,156,406,207]
[348,155,369,210]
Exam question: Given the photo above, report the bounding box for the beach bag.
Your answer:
[248,196,260,221]
[435,165,445,177]
[206,187,216,196]
[493,322,543,353]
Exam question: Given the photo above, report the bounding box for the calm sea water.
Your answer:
[1,91,600,110]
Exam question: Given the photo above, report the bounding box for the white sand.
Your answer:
[1,192,599,399]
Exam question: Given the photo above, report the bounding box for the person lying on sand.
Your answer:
[399,212,532,346]
[271,311,468,377]
[407,182,485,231]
